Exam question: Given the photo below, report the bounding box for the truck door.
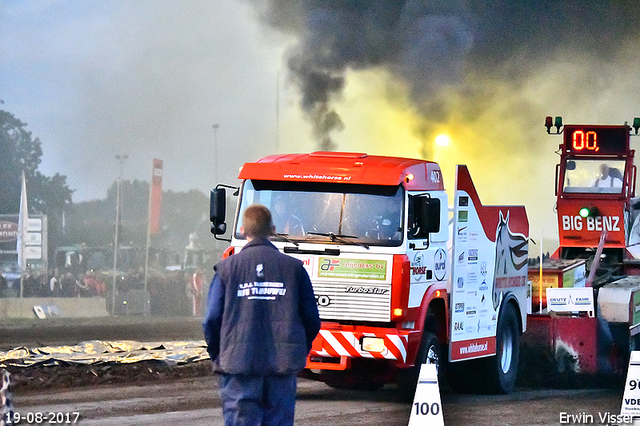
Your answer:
[407,192,449,309]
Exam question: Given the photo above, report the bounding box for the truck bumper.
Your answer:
[305,324,415,371]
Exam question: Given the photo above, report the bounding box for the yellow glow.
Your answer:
[330,69,423,159]
[279,67,562,254]
[435,134,450,146]
[393,308,404,317]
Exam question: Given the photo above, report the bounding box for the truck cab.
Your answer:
[211,152,529,397]
[551,119,638,267]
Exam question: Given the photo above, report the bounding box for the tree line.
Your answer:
[1,109,215,266]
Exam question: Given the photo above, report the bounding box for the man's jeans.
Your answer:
[219,373,297,426]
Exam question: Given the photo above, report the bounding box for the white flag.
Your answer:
[17,171,28,272]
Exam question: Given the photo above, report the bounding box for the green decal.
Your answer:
[562,269,576,288]
[633,291,640,326]
[318,257,387,280]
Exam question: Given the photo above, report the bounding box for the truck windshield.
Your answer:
[563,159,626,194]
[235,180,404,247]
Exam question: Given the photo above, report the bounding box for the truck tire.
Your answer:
[489,302,520,393]
[397,331,440,402]
[446,303,520,394]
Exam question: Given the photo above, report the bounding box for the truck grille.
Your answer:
[312,281,392,322]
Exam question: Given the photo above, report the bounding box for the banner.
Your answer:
[149,159,163,235]
[17,171,28,272]
[546,287,595,316]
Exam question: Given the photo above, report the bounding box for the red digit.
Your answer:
[573,130,585,150]
[586,131,598,152]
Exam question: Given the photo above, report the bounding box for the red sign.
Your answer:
[450,336,497,361]
[557,200,625,248]
[149,159,163,235]
[0,221,18,242]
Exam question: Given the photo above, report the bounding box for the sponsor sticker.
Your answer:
[318,257,387,280]
[457,226,468,242]
[546,287,594,314]
[411,252,426,281]
[434,248,447,281]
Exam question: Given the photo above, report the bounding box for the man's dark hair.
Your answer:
[243,204,274,239]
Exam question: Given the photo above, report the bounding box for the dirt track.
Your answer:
[6,367,627,426]
[0,316,631,425]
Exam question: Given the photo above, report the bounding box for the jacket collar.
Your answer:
[241,237,278,251]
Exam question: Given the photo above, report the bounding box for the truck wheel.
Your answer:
[489,303,520,393]
[397,331,440,402]
[446,304,520,394]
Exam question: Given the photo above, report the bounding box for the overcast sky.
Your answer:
[3,0,640,244]
[2,1,305,200]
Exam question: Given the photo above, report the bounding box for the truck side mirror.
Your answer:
[408,195,441,240]
[210,188,227,235]
[419,197,441,234]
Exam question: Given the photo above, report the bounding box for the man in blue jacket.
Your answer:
[203,204,321,426]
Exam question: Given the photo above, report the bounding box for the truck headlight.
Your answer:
[361,337,385,353]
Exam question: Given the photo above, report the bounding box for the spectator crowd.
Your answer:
[0,269,106,298]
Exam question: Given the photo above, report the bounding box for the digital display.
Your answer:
[564,125,629,155]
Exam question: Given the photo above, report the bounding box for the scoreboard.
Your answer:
[564,125,629,155]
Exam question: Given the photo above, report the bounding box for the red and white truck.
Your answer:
[210,152,529,398]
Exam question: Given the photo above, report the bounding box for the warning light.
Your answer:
[435,290,442,298]
[393,308,404,317]
[555,116,563,132]
[579,206,600,218]
[545,116,563,134]
[405,173,415,183]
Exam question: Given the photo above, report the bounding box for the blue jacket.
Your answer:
[203,238,321,375]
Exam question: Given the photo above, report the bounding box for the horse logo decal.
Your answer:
[493,211,528,310]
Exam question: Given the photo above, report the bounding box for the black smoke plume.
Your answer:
[249,0,640,150]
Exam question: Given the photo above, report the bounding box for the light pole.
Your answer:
[112,154,128,315]
[212,124,219,184]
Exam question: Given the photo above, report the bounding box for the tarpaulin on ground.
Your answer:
[0,340,210,368]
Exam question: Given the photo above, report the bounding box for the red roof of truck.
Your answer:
[237,152,445,190]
